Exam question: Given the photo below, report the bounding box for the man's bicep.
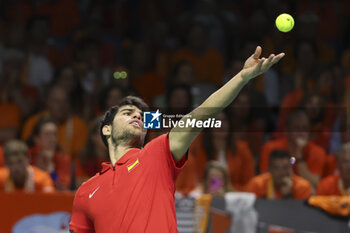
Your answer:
[70,210,94,233]
[70,192,94,233]
[169,130,199,162]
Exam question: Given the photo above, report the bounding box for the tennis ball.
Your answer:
[275,13,294,32]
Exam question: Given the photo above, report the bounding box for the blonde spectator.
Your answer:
[317,143,350,196]
[0,140,54,193]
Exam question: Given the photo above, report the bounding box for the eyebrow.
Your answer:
[120,108,134,113]
[119,108,143,116]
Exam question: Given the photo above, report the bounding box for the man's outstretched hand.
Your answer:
[240,46,285,81]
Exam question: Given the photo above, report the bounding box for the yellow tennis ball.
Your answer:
[275,13,294,32]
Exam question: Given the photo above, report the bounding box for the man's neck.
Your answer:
[109,140,141,166]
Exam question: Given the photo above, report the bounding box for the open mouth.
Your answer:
[130,120,142,128]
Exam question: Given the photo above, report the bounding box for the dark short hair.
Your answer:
[28,116,56,146]
[269,150,290,166]
[99,96,148,147]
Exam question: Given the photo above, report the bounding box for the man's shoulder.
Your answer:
[0,167,9,179]
[306,141,326,155]
[263,138,287,150]
[319,174,338,186]
[293,174,312,189]
[250,173,271,185]
[31,165,52,179]
[143,133,168,150]
[75,173,102,197]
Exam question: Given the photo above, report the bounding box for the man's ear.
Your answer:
[102,125,112,136]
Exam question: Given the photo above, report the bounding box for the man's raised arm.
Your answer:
[169,46,285,161]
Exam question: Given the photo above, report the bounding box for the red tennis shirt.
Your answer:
[69,133,187,233]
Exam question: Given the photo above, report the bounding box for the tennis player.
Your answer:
[69,46,284,233]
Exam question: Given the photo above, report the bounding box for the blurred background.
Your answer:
[0,0,350,232]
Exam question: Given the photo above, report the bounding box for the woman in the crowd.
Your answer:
[27,116,71,190]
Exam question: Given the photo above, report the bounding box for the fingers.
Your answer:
[255,57,264,71]
[252,46,262,59]
[271,52,285,64]
[262,54,274,67]
[262,52,285,69]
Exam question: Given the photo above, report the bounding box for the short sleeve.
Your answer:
[294,178,312,199]
[245,179,259,196]
[69,188,95,233]
[145,133,188,178]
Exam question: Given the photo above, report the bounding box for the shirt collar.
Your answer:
[100,148,141,173]
[115,148,140,165]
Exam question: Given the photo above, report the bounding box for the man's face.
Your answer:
[304,95,322,122]
[110,105,146,145]
[338,151,350,182]
[270,158,293,187]
[287,115,310,143]
[35,122,58,151]
[6,153,28,188]
[47,87,70,123]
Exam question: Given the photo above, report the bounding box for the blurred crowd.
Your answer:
[0,0,350,199]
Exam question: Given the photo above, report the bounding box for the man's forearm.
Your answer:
[169,71,249,161]
[169,46,284,161]
[191,71,248,120]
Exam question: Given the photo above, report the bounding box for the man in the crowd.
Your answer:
[0,140,54,192]
[21,85,88,159]
[260,110,326,188]
[247,150,312,199]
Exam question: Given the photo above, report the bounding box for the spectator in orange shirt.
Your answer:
[247,150,312,199]
[275,91,336,151]
[317,142,350,196]
[260,110,326,188]
[299,92,336,152]
[0,48,40,120]
[0,140,54,193]
[27,117,71,190]
[228,91,265,169]
[21,85,88,159]
[192,111,255,191]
